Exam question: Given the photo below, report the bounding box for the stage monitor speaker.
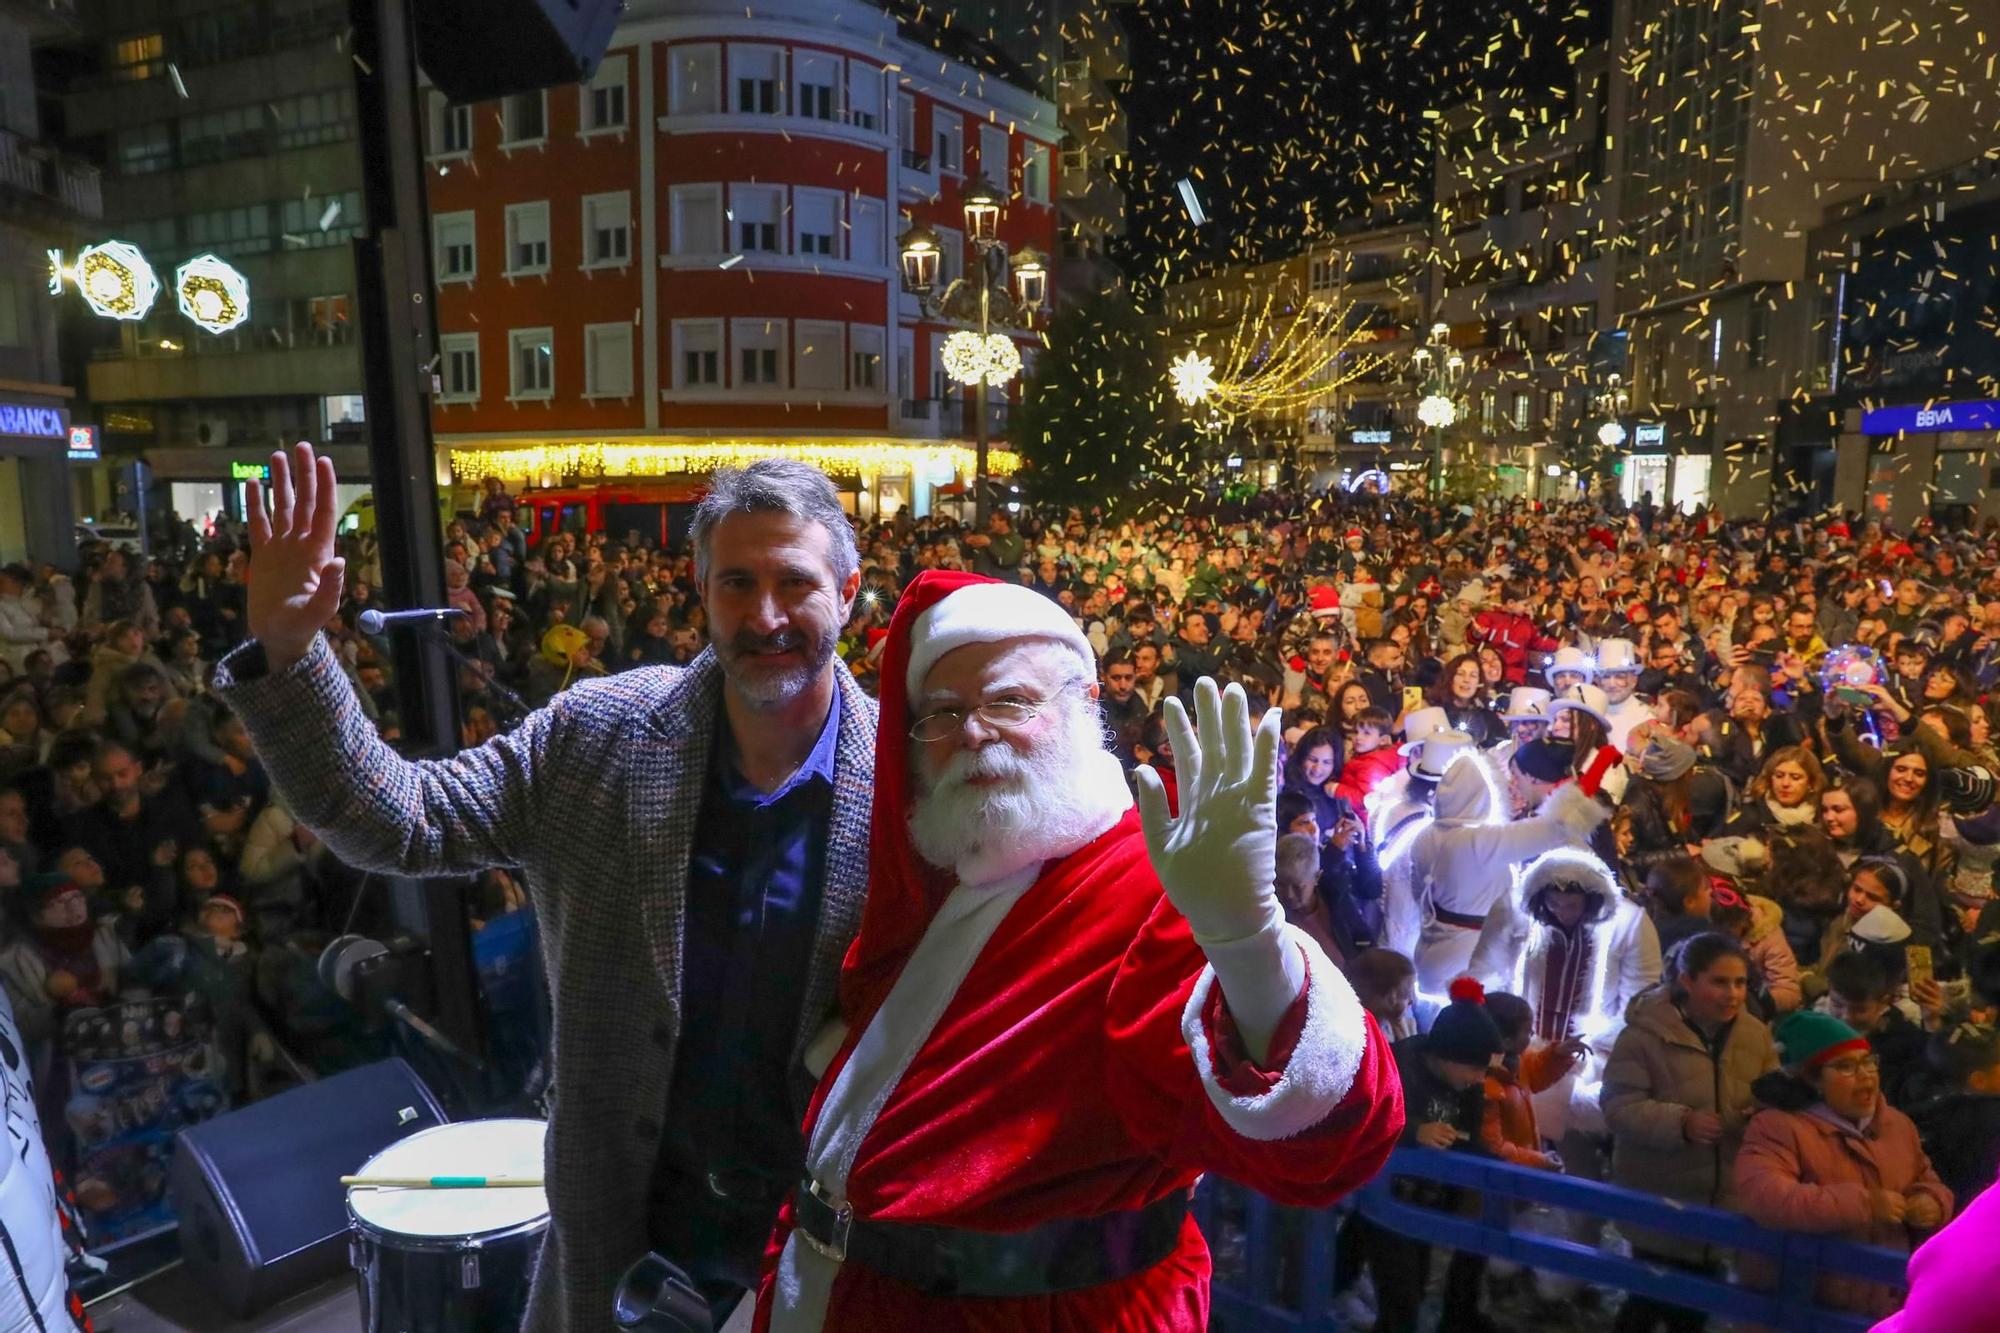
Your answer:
[413,0,623,106]
[168,1058,449,1318]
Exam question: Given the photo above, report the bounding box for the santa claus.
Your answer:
[755,571,1402,1331]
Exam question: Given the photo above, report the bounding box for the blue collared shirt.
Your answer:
[651,697,840,1284]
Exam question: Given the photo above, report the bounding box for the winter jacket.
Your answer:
[1601,986,1778,1263]
[1469,608,1557,685]
[1481,1044,1575,1167]
[1742,894,1802,1015]
[82,643,167,727]
[1735,1092,1951,1316]
[1910,1093,2000,1209]
[0,919,130,1043]
[1332,744,1404,815]
[0,593,49,673]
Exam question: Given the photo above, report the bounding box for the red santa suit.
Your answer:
[755,571,1403,1332]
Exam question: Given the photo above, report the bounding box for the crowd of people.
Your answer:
[5,478,1999,1328]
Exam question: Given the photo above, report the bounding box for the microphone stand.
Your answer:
[417,620,534,728]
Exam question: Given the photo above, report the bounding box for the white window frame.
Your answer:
[898,93,921,167]
[730,317,787,389]
[438,332,480,403]
[845,61,883,131]
[672,319,724,390]
[730,182,784,254]
[1023,142,1051,205]
[580,55,629,136]
[979,123,1008,187]
[934,110,963,177]
[499,90,547,150]
[433,210,475,284]
[508,327,554,401]
[794,51,838,122]
[503,201,551,277]
[583,321,634,399]
[581,191,631,270]
[933,222,964,289]
[428,94,471,160]
[849,324,885,391]
[792,186,841,260]
[849,196,885,269]
[730,43,785,116]
[794,319,844,392]
[669,43,722,115]
[669,183,724,257]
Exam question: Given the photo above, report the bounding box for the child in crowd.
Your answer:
[1822,952,1933,1110]
[1334,706,1404,814]
[1346,946,1421,1040]
[1480,991,1584,1170]
[1912,1022,2000,1208]
[1643,856,1713,957]
[1708,880,1803,1015]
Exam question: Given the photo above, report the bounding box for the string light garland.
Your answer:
[940,330,1023,387]
[447,439,1022,485]
[1170,287,1387,418]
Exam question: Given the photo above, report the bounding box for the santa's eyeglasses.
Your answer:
[910,686,1077,743]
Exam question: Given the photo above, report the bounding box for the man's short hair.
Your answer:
[1828,951,1894,1003]
[690,458,859,587]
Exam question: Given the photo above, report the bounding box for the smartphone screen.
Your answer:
[1907,944,1934,990]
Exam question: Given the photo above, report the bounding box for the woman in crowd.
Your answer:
[1736,1012,1951,1317]
[1601,933,1779,1333]
[1550,684,1625,801]
[1430,652,1504,748]
[1723,745,1826,836]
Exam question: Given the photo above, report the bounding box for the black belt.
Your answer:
[1434,906,1486,930]
[792,1181,1189,1299]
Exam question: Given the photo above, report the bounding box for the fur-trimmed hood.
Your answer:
[1513,844,1622,928]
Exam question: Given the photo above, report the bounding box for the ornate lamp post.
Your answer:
[897,175,1044,525]
[1410,321,1468,496]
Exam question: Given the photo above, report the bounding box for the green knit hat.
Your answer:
[1774,1010,1871,1072]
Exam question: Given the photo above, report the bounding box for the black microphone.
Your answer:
[319,933,487,1072]
[358,606,467,635]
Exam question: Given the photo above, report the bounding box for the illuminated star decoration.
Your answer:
[175,254,251,334]
[941,330,1022,387]
[1597,420,1628,448]
[75,241,161,321]
[1417,394,1459,429]
[1169,350,1217,405]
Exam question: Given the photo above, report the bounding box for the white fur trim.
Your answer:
[1545,778,1608,841]
[1180,924,1368,1142]
[906,583,1096,704]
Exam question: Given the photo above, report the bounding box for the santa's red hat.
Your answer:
[840,570,1094,1024]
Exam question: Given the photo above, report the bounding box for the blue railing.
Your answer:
[1197,1149,1910,1333]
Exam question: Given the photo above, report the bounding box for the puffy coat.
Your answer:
[1469,847,1661,1137]
[1601,986,1778,1263]
[1742,894,1802,1015]
[1735,1093,1951,1316]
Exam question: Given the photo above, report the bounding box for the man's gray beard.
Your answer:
[907,693,1110,884]
[1601,674,1637,705]
[716,626,837,708]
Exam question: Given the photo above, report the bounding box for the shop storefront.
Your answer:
[1616,420,1712,513]
[146,445,373,535]
[1856,398,2000,525]
[0,389,82,567]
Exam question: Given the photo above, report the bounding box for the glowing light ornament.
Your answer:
[940,330,1021,387]
[175,254,250,334]
[1819,644,1885,748]
[1598,420,1628,448]
[1168,350,1217,406]
[1417,394,1458,430]
[1345,468,1391,495]
[74,241,160,321]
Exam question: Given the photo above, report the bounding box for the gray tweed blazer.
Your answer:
[214,637,876,1333]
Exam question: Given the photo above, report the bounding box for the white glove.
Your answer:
[1136,680,1305,1064]
[1134,677,1282,945]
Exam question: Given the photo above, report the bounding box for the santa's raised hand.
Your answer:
[1136,679,1305,1062]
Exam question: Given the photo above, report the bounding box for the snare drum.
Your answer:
[347,1118,549,1333]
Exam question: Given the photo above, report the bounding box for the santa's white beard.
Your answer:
[908,698,1128,886]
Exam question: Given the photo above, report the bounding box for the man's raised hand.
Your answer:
[1134,677,1283,944]
[245,442,344,670]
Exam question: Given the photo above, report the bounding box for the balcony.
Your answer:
[88,341,361,405]
[0,126,102,231]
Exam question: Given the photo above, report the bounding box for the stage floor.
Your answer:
[88,1266,358,1333]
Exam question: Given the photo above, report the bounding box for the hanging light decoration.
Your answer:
[175,254,251,334]
[73,241,161,321]
[1597,419,1628,448]
[1168,350,1218,406]
[1417,394,1460,429]
[941,329,1021,386]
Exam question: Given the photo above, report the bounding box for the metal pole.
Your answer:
[350,0,479,1061]
[974,264,991,528]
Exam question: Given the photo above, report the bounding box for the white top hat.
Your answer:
[1398,706,1451,752]
[1500,686,1553,723]
[1407,729,1476,780]
[1548,646,1596,679]
[1594,638,1640,674]
[1550,683,1612,730]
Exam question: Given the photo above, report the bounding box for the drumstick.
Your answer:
[340,1175,545,1189]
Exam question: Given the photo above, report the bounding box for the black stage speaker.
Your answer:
[168,1058,449,1317]
[414,0,623,105]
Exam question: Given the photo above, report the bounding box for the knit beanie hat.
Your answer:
[22,870,79,913]
[1428,977,1504,1066]
[1774,1009,1871,1073]
[1640,733,1697,781]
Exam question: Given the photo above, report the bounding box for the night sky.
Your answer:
[1116,0,1609,290]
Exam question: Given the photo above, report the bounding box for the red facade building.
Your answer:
[422,0,1060,519]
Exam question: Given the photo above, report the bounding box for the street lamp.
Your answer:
[1409,321,1468,496]
[897,179,1042,526]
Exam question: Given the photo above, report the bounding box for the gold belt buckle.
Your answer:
[801,1178,852,1264]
